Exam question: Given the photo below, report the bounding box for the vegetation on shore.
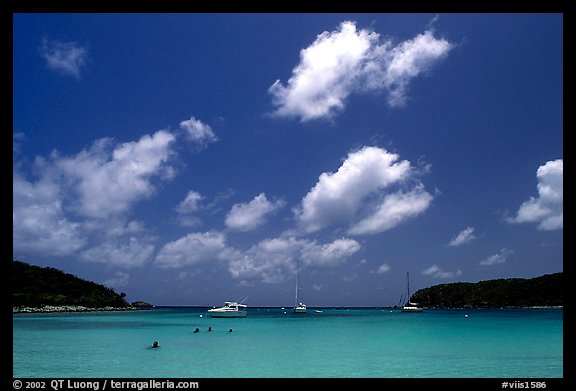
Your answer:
[411,272,563,308]
[13,260,133,310]
[12,259,562,311]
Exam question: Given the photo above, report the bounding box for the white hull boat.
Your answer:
[207,301,247,318]
[293,259,307,314]
[400,272,423,312]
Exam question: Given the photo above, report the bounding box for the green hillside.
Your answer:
[12,260,131,308]
[411,272,563,308]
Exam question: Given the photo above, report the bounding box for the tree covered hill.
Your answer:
[12,260,131,308]
[411,272,563,308]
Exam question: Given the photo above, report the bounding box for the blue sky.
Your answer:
[12,13,563,307]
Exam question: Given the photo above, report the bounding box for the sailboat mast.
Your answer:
[406,272,410,304]
[407,272,410,297]
[295,258,299,307]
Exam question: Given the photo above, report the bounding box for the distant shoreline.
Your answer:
[13,305,562,313]
[12,305,144,314]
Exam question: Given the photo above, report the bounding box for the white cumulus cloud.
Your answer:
[269,20,452,122]
[220,236,361,283]
[480,248,513,266]
[372,263,391,274]
[55,130,176,219]
[422,265,462,278]
[448,227,476,247]
[174,191,205,227]
[225,193,285,232]
[155,231,227,268]
[348,185,432,235]
[175,191,204,214]
[13,172,86,257]
[295,146,432,235]
[13,116,223,267]
[377,30,454,107]
[507,159,563,230]
[13,130,177,260]
[81,237,155,268]
[300,237,361,268]
[269,21,376,122]
[221,237,301,283]
[180,116,218,146]
[40,38,88,78]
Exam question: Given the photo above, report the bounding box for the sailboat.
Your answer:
[294,258,307,313]
[401,272,423,312]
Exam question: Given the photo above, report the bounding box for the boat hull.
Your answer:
[401,306,423,312]
[207,311,247,318]
[207,300,248,318]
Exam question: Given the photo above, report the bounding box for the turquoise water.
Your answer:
[13,307,563,378]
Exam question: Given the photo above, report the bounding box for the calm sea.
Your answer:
[13,307,563,379]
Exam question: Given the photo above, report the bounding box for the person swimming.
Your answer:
[208,327,213,332]
[194,328,200,333]
[151,341,160,348]
[228,328,233,333]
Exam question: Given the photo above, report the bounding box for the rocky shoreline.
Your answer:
[13,305,141,314]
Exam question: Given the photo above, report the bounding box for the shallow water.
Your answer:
[13,307,563,378]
